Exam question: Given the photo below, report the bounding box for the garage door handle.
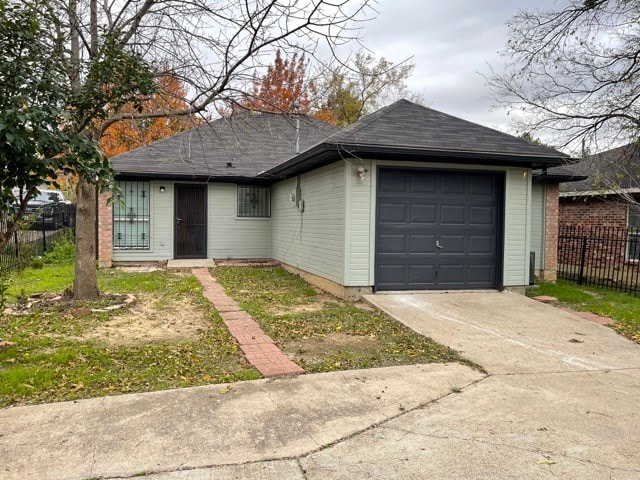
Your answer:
[436,241,444,249]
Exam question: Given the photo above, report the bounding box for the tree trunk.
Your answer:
[73,174,99,300]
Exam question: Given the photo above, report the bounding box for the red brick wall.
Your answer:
[559,197,631,269]
[559,197,628,229]
[544,183,559,274]
[97,191,112,267]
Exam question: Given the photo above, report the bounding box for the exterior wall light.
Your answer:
[356,166,368,179]
[159,186,166,193]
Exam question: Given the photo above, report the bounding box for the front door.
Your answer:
[174,184,207,259]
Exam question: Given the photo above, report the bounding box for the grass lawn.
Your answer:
[214,266,472,373]
[528,280,640,344]
[1,239,474,408]
[0,244,259,408]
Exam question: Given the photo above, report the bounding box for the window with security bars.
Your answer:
[113,181,150,249]
[237,185,270,218]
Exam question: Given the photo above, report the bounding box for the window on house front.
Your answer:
[237,185,270,218]
[113,180,150,249]
[627,207,640,261]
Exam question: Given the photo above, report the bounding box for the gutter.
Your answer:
[260,142,574,180]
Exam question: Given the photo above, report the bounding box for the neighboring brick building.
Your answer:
[559,196,629,230]
[559,143,640,231]
[558,143,640,269]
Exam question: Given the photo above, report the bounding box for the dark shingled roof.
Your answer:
[261,100,573,179]
[562,143,640,193]
[110,111,338,181]
[112,99,575,182]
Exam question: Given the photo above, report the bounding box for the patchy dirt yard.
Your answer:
[80,295,211,346]
[1,268,260,407]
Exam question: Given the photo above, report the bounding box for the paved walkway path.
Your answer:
[191,268,304,377]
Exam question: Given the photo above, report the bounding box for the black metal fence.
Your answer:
[0,209,76,272]
[558,225,640,296]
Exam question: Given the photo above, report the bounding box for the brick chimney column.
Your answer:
[97,191,112,268]
[542,183,559,281]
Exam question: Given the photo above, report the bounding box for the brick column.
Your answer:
[97,191,112,268]
[542,183,559,281]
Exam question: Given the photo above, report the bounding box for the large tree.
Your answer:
[99,75,197,157]
[0,0,114,253]
[315,51,421,126]
[240,49,317,114]
[489,0,640,150]
[3,0,372,300]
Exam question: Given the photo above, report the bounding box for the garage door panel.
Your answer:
[376,168,502,291]
[410,204,437,224]
[440,205,466,225]
[379,203,407,224]
[468,264,495,284]
[408,264,436,285]
[469,205,495,225]
[409,234,437,254]
[441,175,466,194]
[439,234,465,254]
[469,235,495,255]
[410,172,436,193]
[470,176,496,196]
[379,170,408,192]
[377,264,406,286]
[378,233,407,254]
[438,264,465,284]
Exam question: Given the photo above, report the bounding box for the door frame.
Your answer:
[173,183,208,259]
[373,166,505,291]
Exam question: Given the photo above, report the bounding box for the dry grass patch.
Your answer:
[215,266,472,373]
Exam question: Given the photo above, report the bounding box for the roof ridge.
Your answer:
[327,99,409,141]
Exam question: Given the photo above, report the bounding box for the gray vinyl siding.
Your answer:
[530,183,545,270]
[344,159,373,286]
[112,180,174,262]
[271,161,346,284]
[503,168,532,286]
[207,183,272,259]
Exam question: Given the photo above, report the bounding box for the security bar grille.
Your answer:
[237,185,270,218]
[113,180,150,249]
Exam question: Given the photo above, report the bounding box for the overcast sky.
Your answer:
[357,0,563,134]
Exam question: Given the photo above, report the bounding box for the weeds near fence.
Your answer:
[558,225,640,296]
[0,210,75,273]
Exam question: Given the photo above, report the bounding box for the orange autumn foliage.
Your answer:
[100,75,197,157]
[241,50,317,114]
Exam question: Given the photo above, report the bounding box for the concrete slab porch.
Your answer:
[166,259,216,270]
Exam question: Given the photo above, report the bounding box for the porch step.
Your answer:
[167,259,216,270]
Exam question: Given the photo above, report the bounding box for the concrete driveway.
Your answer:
[304,291,640,479]
[1,291,639,479]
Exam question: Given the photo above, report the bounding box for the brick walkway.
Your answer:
[192,268,305,377]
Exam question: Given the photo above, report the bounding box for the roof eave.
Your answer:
[114,171,274,185]
[560,187,640,197]
[260,143,573,180]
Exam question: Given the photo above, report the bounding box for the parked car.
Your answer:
[24,189,74,230]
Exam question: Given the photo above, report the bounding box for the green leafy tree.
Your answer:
[0,0,126,252]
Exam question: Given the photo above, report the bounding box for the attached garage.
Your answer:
[375,168,503,290]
